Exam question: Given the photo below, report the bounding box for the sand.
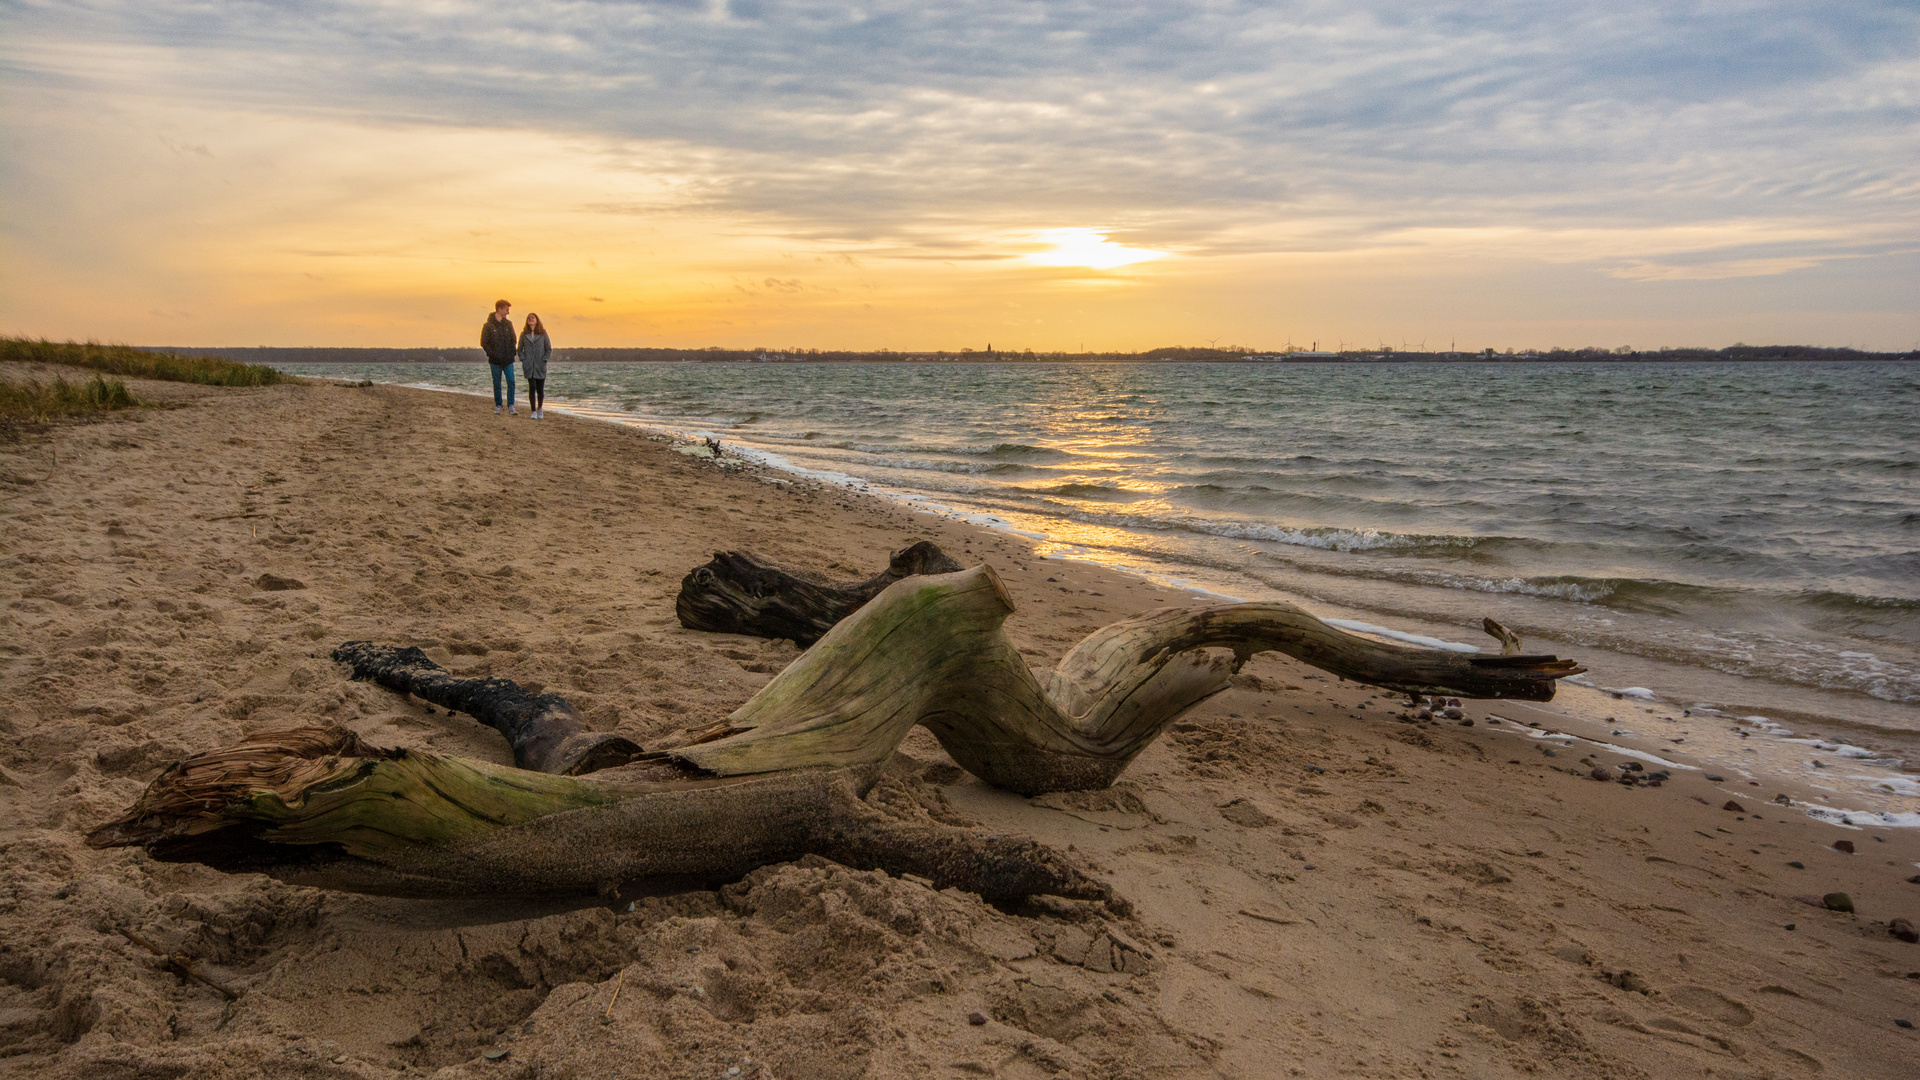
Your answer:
[1,373,1917,1079]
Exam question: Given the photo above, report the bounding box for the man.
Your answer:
[481,299,519,415]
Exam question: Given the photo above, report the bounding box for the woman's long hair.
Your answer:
[523,313,546,336]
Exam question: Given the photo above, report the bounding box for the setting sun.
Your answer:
[1024,228,1169,270]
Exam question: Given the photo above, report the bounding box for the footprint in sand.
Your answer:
[1665,985,1755,1027]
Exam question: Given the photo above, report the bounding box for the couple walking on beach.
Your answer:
[480,299,551,418]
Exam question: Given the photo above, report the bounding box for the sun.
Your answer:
[1024,228,1169,270]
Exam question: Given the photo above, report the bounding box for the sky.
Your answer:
[2,1,1917,352]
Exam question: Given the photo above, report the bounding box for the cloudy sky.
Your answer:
[3,1,1917,350]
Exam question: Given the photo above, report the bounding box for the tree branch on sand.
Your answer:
[90,565,1581,902]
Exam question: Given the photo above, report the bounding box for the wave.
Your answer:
[1027,482,1145,502]
[856,457,1039,476]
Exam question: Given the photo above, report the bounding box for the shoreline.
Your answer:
[321,373,1920,827]
[2,374,1917,1077]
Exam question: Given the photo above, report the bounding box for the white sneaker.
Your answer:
[509,406,517,415]
[495,405,502,414]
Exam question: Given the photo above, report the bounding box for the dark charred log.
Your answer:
[331,642,642,775]
[675,539,964,645]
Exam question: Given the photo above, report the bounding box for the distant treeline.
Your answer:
[146,344,1917,365]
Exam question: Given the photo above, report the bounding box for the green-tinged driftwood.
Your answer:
[676,539,964,645]
[669,565,1580,793]
[331,642,642,775]
[91,564,1581,899]
[86,727,1110,903]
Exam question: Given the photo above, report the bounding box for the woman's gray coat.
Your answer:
[518,333,551,380]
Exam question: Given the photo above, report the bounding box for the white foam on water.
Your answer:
[1864,775,1920,797]
[1609,687,1659,700]
[1484,723,1695,770]
[1798,803,1920,829]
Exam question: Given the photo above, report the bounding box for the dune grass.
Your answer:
[0,374,143,422]
[0,337,287,387]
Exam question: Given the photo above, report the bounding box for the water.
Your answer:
[276,359,1920,818]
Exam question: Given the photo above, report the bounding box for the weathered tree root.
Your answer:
[91,564,1581,900]
[85,727,1113,904]
[676,540,963,645]
[330,642,642,775]
[669,565,1582,793]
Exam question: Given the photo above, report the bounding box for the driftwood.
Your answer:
[87,727,1105,904]
[676,540,963,645]
[331,643,642,775]
[91,565,1581,901]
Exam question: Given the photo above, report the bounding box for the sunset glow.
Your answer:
[1,4,1915,350]
[1024,230,1169,271]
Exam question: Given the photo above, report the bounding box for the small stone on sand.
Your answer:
[1834,840,1856,854]
[1891,918,1918,944]
[1822,892,1854,913]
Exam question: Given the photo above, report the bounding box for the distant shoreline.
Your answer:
[142,344,1920,365]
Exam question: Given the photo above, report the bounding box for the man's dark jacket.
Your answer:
[481,316,518,365]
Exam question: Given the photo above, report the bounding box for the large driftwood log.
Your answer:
[666,565,1579,793]
[676,540,963,645]
[91,565,1581,899]
[86,728,1107,903]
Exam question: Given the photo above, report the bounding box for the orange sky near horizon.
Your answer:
[4,5,1917,353]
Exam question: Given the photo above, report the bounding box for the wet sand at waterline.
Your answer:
[2,374,1916,1079]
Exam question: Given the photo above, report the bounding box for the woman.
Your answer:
[518,313,551,419]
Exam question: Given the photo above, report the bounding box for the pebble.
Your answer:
[1834,840,1856,854]
[1590,767,1612,782]
[1892,918,1919,944]
[1897,1019,1915,1029]
[483,1049,510,1062]
[1722,800,1743,812]
[1706,774,1725,782]
[1441,707,1464,720]
[967,1012,988,1026]
[1788,861,1806,869]
[1458,718,1474,727]
[1785,923,1796,930]
[1910,874,1920,884]
[1823,892,1855,913]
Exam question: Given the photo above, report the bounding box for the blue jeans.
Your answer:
[490,362,515,408]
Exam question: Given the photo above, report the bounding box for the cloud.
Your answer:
[8,2,1916,250]
[1606,256,1833,281]
[3,1,1916,345]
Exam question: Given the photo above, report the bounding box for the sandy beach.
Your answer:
[2,373,1917,1079]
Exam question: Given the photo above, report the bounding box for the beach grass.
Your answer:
[0,373,143,421]
[0,337,288,387]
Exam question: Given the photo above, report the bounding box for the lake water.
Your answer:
[275,359,1920,817]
